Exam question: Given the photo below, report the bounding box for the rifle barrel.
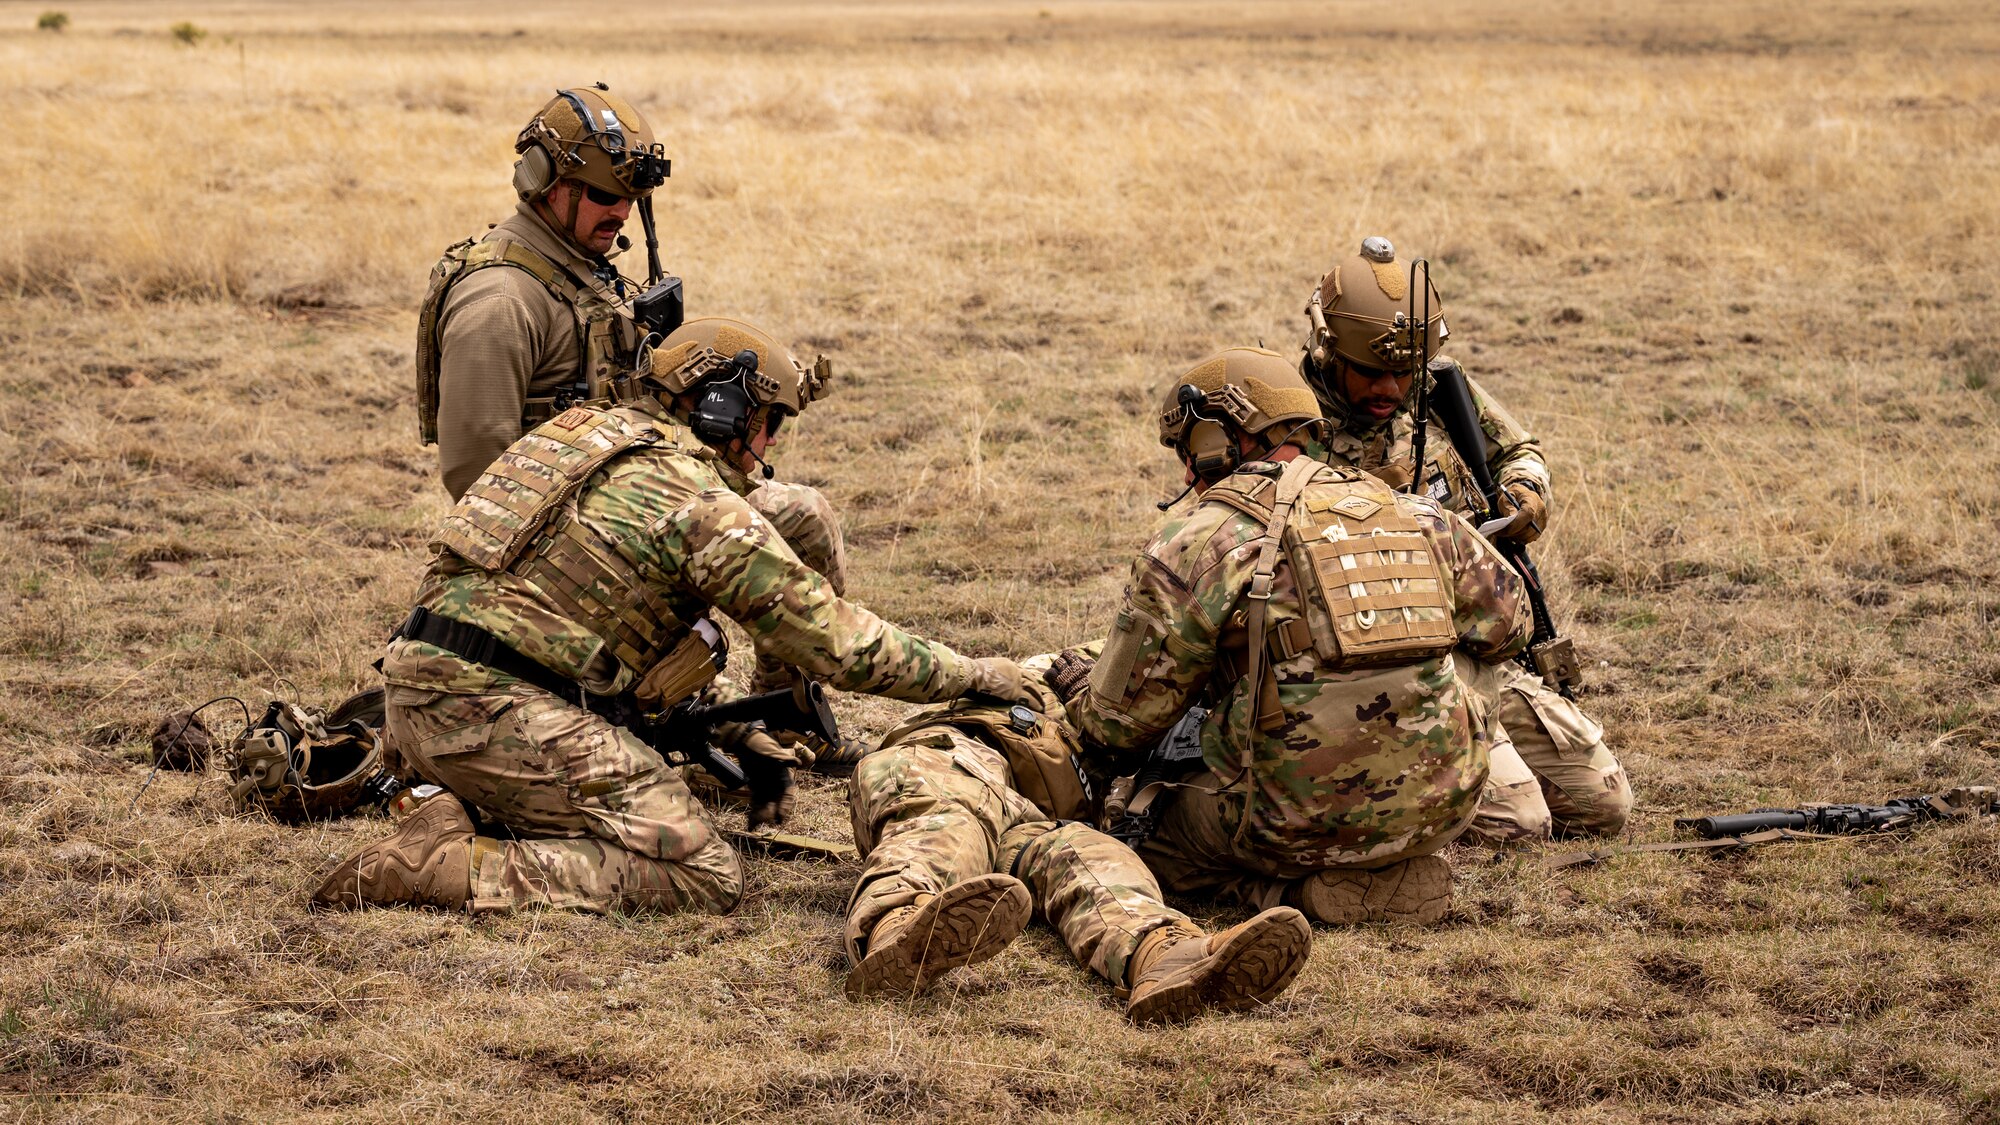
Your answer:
[1680,810,1813,838]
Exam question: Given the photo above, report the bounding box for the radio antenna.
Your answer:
[1406,258,1434,498]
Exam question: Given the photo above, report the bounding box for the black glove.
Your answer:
[735,728,795,831]
[1044,650,1096,704]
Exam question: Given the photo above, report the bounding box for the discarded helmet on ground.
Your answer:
[223,695,397,823]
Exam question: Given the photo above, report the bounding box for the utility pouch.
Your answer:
[1529,636,1582,695]
[1285,480,1457,670]
[882,702,1094,821]
[632,619,727,708]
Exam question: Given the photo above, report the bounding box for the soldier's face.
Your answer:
[552,183,633,254]
[1337,360,1414,421]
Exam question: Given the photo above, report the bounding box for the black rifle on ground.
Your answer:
[1677,787,1999,839]
[612,679,841,793]
[1102,706,1209,847]
[1424,356,1581,699]
[1548,786,1998,869]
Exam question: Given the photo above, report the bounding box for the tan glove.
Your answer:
[1044,650,1096,704]
[963,656,1038,706]
[1494,483,1547,544]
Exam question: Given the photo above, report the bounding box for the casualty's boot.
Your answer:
[1124,907,1312,1025]
[311,790,475,911]
[844,873,1032,1000]
[1287,854,1452,926]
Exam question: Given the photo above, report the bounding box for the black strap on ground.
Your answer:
[1546,828,1838,870]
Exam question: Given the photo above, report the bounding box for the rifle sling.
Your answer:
[1546,828,1840,870]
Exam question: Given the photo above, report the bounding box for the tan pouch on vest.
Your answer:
[632,619,726,708]
[1286,478,1458,669]
[882,703,1094,821]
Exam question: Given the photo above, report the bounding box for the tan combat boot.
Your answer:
[1124,907,1313,1025]
[1288,854,1452,926]
[311,790,475,911]
[844,873,1032,1000]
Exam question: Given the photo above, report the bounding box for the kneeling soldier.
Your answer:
[844,657,1312,1024]
[1051,347,1532,924]
[315,317,1032,916]
[1299,239,1631,842]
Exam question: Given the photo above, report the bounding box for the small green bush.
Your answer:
[169,20,205,46]
[36,11,68,31]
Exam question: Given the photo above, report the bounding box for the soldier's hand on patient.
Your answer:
[1044,649,1096,704]
[964,656,1038,707]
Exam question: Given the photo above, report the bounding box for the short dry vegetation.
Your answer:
[1,0,1997,1121]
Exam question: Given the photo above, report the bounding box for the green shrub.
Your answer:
[169,20,205,46]
[36,11,68,31]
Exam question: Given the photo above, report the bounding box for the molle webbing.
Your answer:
[514,510,688,675]
[1203,462,1456,673]
[414,234,623,444]
[432,406,663,571]
[431,405,692,679]
[1289,483,1457,667]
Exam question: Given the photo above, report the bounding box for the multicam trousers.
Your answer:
[846,725,1192,987]
[384,676,741,916]
[1467,662,1632,845]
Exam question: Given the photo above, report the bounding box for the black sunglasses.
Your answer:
[582,183,631,207]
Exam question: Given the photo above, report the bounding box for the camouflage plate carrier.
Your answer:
[432,403,704,689]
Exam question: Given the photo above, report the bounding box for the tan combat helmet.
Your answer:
[1304,237,1448,375]
[1158,346,1323,481]
[513,83,670,202]
[625,316,833,444]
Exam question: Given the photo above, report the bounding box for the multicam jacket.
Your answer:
[1302,358,1550,519]
[397,396,980,705]
[1069,457,1532,866]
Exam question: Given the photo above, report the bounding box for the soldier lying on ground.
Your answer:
[313,317,1035,917]
[842,656,1311,1024]
[417,84,865,774]
[1299,238,1631,843]
[1045,347,1532,925]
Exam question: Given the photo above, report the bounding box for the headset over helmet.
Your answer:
[1158,346,1323,482]
[1304,237,1448,375]
[513,83,670,202]
[624,316,833,446]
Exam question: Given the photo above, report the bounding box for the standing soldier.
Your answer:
[1048,348,1532,924]
[315,318,1034,917]
[843,657,1312,1025]
[1298,239,1632,843]
[413,84,863,771]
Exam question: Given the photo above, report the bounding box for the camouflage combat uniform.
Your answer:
[383,397,993,916]
[425,205,847,692]
[1302,362,1631,843]
[1068,456,1532,907]
[846,665,1194,988]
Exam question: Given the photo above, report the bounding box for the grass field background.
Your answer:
[2,1,1998,1120]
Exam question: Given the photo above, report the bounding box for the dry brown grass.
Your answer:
[3,0,1999,1120]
